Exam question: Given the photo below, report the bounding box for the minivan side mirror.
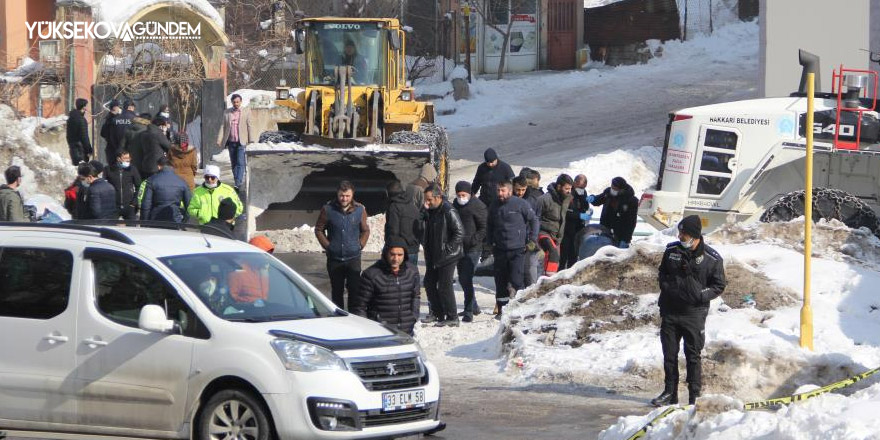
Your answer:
[139,304,175,333]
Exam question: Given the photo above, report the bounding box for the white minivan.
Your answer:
[0,223,442,440]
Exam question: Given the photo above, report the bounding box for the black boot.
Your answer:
[650,389,678,407]
[688,387,701,405]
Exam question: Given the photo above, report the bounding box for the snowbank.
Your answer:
[0,105,76,202]
[500,219,880,402]
[263,214,387,254]
[427,20,758,131]
[556,145,662,197]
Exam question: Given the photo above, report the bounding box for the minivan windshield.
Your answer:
[160,252,335,322]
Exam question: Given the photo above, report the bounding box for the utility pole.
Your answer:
[464,2,471,83]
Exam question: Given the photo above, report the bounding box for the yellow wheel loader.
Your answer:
[245,17,449,235]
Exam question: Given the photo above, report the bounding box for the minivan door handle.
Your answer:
[83,338,109,347]
[43,334,69,344]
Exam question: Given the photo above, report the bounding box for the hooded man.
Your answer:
[652,215,726,407]
[353,237,421,335]
[471,148,515,207]
[589,176,639,248]
[452,180,487,321]
[66,98,93,165]
[535,174,573,276]
[384,179,423,266]
[188,165,243,225]
[0,166,26,222]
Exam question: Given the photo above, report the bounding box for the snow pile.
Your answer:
[556,145,662,197]
[500,219,880,402]
[0,105,76,202]
[67,0,224,27]
[263,214,387,253]
[426,20,758,131]
[601,383,880,439]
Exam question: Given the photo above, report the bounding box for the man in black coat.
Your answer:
[514,175,542,286]
[204,198,238,238]
[422,183,464,327]
[139,116,172,179]
[140,157,192,223]
[561,174,591,269]
[652,215,726,407]
[471,148,515,207]
[487,180,538,315]
[81,161,118,220]
[589,176,639,248]
[384,180,423,267]
[122,113,151,175]
[353,237,421,335]
[66,98,93,165]
[103,150,141,220]
[101,99,132,162]
[452,181,487,322]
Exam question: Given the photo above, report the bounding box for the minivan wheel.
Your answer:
[198,389,272,440]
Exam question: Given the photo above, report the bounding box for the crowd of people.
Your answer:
[316,147,641,335]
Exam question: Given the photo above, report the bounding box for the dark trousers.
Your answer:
[424,261,457,321]
[327,257,361,310]
[559,227,582,270]
[119,205,137,221]
[68,144,88,166]
[407,248,419,270]
[457,250,481,316]
[227,140,246,188]
[538,234,561,274]
[660,311,708,395]
[493,248,525,308]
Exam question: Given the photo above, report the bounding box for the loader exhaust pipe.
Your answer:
[798,49,821,94]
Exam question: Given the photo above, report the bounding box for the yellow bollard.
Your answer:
[800,72,814,351]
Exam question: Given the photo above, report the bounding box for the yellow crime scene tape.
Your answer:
[624,366,880,440]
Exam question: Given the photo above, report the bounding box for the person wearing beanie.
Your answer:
[384,180,423,267]
[652,214,726,408]
[204,197,238,237]
[587,176,639,248]
[66,98,93,165]
[471,147,515,207]
[188,164,243,225]
[405,163,438,211]
[100,100,125,162]
[352,237,421,335]
[452,180,487,321]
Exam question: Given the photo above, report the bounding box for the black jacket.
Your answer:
[592,183,639,244]
[353,252,421,335]
[122,117,150,173]
[66,109,92,154]
[384,191,423,252]
[204,218,235,238]
[140,168,192,222]
[565,189,590,236]
[536,183,571,242]
[523,186,543,214]
[424,201,464,268]
[471,160,515,205]
[488,196,538,251]
[86,179,119,220]
[452,196,487,252]
[658,240,726,315]
[74,181,89,220]
[139,124,171,175]
[103,163,141,210]
[101,110,135,159]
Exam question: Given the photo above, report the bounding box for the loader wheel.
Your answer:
[760,188,880,236]
[388,123,450,192]
[258,130,300,144]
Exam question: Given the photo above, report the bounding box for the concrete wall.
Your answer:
[760,0,869,97]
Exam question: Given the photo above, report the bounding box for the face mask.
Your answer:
[80,180,91,188]
[160,112,170,119]
[680,238,695,250]
[610,189,620,197]
[120,161,130,168]
[199,279,217,297]
[457,196,469,205]
[575,188,585,195]
[205,181,218,189]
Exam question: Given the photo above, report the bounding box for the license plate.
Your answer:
[382,389,426,411]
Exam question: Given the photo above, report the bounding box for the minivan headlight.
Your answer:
[271,339,347,372]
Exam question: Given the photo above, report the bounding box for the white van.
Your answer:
[0,223,442,440]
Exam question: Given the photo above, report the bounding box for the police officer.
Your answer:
[652,215,726,407]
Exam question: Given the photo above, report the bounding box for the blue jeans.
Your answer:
[227,141,245,188]
[457,250,481,316]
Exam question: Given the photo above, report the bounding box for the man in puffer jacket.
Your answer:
[188,165,242,225]
[140,157,191,223]
[352,237,421,335]
[82,161,118,220]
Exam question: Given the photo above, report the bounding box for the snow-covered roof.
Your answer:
[584,0,627,8]
[59,0,224,27]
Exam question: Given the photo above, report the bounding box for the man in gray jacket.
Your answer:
[0,166,26,222]
[535,174,573,276]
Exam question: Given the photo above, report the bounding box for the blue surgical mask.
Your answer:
[120,161,130,168]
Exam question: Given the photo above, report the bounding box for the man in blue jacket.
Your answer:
[487,180,538,316]
[82,160,118,220]
[140,157,191,223]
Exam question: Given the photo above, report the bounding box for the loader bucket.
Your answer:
[244,143,432,236]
